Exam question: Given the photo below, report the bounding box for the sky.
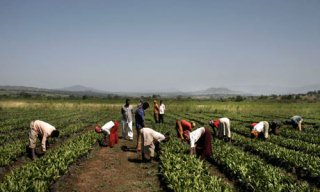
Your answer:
[0,0,320,94]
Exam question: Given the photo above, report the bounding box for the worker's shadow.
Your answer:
[127,158,145,163]
[121,145,137,152]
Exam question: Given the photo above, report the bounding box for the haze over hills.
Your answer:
[0,85,248,97]
[0,84,319,98]
[59,85,105,93]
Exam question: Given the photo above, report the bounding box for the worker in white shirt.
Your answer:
[250,121,269,140]
[140,128,170,162]
[183,127,212,160]
[287,115,304,131]
[95,120,119,147]
[28,120,59,160]
[209,117,231,142]
[159,100,166,124]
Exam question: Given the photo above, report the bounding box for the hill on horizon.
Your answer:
[1,84,320,98]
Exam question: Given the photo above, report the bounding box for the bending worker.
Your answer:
[28,120,59,160]
[95,120,119,147]
[269,120,282,135]
[209,117,231,142]
[288,115,304,131]
[183,127,212,160]
[140,127,169,162]
[175,119,195,141]
[250,121,269,140]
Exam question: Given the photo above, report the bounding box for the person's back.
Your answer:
[251,121,269,140]
[270,120,281,135]
[290,115,303,131]
[32,120,56,136]
[181,120,193,131]
[141,128,165,145]
[218,117,231,141]
[291,115,302,123]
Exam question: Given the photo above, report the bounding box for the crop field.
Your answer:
[0,99,320,192]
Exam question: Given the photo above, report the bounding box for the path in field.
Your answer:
[52,136,162,192]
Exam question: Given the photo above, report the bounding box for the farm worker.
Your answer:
[135,101,150,151]
[28,120,59,160]
[183,127,212,160]
[250,121,269,140]
[159,100,166,124]
[269,120,282,135]
[140,128,170,161]
[121,98,134,140]
[95,120,119,147]
[175,119,196,141]
[209,117,231,142]
[288,115,304,131]
[153,99,160,123]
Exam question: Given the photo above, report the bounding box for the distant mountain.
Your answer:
[285,84,320,94]
[192,87,246,95]
[58,85,105,93]
[2,84,319,98]
[0,85,249,98]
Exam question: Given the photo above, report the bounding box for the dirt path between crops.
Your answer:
[51,136,163,192]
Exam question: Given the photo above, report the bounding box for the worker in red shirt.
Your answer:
[175,119,196,141]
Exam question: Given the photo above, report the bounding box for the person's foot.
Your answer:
[125,136,133,141]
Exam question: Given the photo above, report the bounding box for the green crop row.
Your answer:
[231,124,320,158]
[160,139,233,192]
[172,111,320,189]
[0,131,99,192]
[231,133,320,187]
[0,110,107,167]
[211,139,315,191]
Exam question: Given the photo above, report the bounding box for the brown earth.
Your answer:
[51,136,163,192]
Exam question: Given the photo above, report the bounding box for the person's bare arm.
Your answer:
[190,147,196,155]
[177,120,184,140]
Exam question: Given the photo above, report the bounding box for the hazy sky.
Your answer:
[1,0,319,94]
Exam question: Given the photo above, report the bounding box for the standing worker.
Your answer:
[135,101,150,151]
[250,121,269,140]
[28,120,59,160]
[209,117,231,142]
[140,127,170,162]
[287,115,304,131]
[183,127,212,160]
[95,120,119,147]
[159,100,166,124]
[121,99,134,140]
[175,119,196,141]
[153,100,160,123]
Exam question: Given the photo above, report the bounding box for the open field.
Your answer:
[0,98,320,191]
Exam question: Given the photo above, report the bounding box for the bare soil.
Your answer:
[51,136,163,192]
